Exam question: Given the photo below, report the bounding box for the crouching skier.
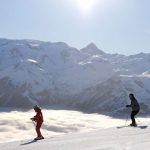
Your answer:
[31,105,44,140]
[126,93,140,127]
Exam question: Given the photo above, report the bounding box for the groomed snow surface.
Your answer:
[0,108,150,150]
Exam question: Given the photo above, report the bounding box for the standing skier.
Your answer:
[31,105,44,140]
[126,93,140,127]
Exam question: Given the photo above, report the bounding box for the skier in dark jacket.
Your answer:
[31,105,44,140]
[126,93,140,126]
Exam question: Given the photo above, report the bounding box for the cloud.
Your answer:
[0,108,148,143]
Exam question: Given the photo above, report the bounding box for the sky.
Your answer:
[0,0,150,55]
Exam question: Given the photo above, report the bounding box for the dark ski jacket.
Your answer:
[128,99,140,111]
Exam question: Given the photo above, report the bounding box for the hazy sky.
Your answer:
[0,0,150,55]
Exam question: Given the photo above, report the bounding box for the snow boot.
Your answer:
[34,136,44,140]
[130,123,137,127]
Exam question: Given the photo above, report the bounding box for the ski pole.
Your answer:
[32,120,36,127]
[135,116,141,123]
[125,111,130,126]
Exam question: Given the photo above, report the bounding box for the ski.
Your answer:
[20,137,44,146]
[34,137,44,141]
[117,125,148,129]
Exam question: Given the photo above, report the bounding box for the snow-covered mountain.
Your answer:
[0,38,150,115]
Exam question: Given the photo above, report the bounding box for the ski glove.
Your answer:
[30,118,35,121]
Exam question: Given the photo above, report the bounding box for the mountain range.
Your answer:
[0,39,150,116]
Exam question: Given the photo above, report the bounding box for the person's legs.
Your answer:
[36,122,43,137]
[130,111,139,126]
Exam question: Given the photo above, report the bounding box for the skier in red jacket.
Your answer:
[31,105,44,140]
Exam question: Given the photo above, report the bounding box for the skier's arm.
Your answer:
[126,104,131,108]
[30,115,37,121]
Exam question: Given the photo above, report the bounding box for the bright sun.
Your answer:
[75,0,96,13]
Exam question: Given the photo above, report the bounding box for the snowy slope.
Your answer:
[0,38,150,115]
[1,123,150,150]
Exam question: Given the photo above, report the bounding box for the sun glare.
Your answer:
[75,0,96,13]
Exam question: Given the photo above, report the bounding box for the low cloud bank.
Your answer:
[0,108,148,143]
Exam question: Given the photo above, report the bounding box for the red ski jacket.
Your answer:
[33,110,43,123]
